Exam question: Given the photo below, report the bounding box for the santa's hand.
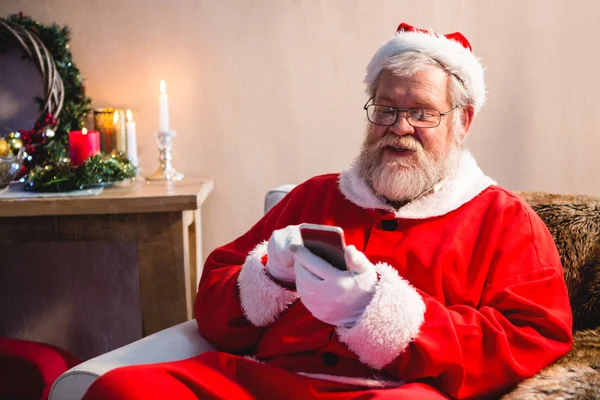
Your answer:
[266,225,303,283]
[292,244,378,327]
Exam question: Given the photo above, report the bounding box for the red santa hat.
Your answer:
[365,23,486,113]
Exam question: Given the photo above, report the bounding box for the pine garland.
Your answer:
[24,152,136,192]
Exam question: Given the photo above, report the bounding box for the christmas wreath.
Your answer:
[0,13,134,191]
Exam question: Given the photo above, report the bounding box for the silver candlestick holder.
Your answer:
[146,130,184,181]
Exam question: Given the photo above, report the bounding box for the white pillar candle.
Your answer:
[126,109,139,167]
[158,80,170,132]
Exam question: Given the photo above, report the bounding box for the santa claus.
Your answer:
[84,23,573,400]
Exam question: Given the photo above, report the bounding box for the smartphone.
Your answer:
[299,223,347,271]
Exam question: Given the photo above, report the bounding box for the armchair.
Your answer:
[50,188,600,400]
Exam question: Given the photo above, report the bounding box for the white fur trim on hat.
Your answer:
[365,30,486,113]
[336,262,425,370]
[338,150,496,219]
[237,241,299,327]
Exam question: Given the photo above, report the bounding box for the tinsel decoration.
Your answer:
[1,12,92,170]
[24,152,136,192]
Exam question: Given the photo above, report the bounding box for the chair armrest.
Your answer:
[49,320,214,400]
[264,184,297,214]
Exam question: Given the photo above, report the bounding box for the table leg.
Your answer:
[186,209,205,307]
[137,212,191,335]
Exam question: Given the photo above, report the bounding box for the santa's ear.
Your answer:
[459,104,475,140]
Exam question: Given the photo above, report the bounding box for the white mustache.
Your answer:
[373,135,422,152]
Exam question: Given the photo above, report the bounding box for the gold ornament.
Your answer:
[7,137,23,155]
[0,138,10,157]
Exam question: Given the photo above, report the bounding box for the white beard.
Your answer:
[357,127,461,204]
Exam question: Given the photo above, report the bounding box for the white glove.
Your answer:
[265,225,303,283]
[292,244,378,327]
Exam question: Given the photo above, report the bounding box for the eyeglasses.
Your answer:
[363,97,461,128]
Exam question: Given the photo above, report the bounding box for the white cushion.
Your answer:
[49,321,214,400]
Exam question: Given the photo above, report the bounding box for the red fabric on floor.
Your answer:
[83,351,448,400]
[0,337,80,400]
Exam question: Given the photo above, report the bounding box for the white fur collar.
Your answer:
[338,150,496,219]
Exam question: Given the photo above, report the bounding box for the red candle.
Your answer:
[69,128,100,166]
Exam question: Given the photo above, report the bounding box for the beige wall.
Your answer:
[2,0,600,261]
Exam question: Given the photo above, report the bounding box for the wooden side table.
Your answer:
[0,178,214,336]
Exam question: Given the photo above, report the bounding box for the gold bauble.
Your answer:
[0,138,10,157]
[7,137,23,155]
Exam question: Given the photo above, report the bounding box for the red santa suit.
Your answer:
[83,21,573,399]
[84,151,572,400]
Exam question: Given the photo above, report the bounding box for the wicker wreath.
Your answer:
[0,18,64,125]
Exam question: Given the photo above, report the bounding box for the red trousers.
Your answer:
[83,351,448,400]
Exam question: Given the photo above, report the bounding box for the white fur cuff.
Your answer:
[337,263,426,370]
[237,241,299,327]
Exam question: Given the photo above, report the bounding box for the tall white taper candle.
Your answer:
[159,80,170,132]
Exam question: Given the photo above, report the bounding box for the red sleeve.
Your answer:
[338,200,573,399]
[193,223,263,353]
[194,186,301,354]
[397,271,572,398]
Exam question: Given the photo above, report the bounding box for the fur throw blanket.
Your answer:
[501,193,600,399]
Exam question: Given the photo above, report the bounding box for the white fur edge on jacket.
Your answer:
[365,30,486,113]
[237,241,299,327]
[338,150,496,219]
[336,262,426,370]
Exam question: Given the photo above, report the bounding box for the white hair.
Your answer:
[357,124,462,205]
[364,30,486,114]
[367,51,468,131]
